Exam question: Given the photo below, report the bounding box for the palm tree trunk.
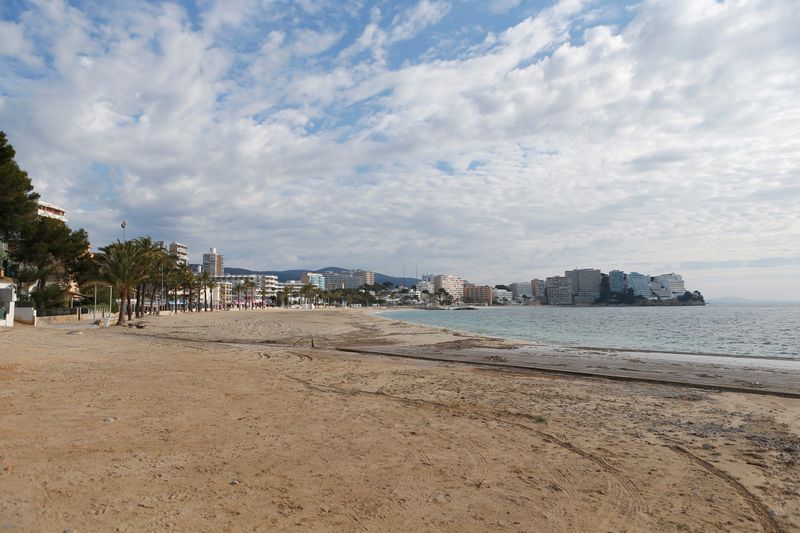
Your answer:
[117,288,126,325]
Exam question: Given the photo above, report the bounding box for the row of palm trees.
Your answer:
[90,236,383,325]
[91,237,224,325]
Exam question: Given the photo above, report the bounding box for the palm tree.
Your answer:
[299,284,318,306]
[131,236,165,317]
[94,241,150,325]
[243,279,256,309]
[233,282,244,309]
[198,271,212,311]
[180,266,194,312]
[207,277,218,311]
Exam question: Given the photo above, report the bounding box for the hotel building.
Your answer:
[625,272,652,298]
[320,270,374,290]
[463,285,492,305]
[301,272,326,290]
[202,248,224,276]
[545,276,573,305]
[37,200,67,222]
[565,268,602,304]
[169,241,189,266]
[433,274,464,303]
[651,273,686,299]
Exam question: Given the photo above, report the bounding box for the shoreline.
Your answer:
[376,307,799,363]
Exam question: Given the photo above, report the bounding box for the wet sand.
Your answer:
[1,308,798,531]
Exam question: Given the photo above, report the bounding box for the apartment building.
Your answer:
[625,272,652,298]
[651,273,686,299]
[433,274,465,302]
[609,270,625,293]
[321,270,374,289]
[37,200,67,223]
[202,248,224,276]
[509,281,534,301]
[545,276,573,305]
[169,241,189,266]
[565,268,602,304]
[532,279,547,304]
[301,272,326,290]
[214,273,279,304]
[463,285,492,305]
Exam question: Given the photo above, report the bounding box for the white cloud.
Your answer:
[389,0,451,43]
[1,0,799,299]
[0,20,41,66]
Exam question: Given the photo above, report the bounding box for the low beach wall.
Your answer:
[14,307,36,326]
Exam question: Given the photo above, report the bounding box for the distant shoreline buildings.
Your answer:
[148,238,701,308]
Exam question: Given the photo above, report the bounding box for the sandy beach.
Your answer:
[1,308,798,532]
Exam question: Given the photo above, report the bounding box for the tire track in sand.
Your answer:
[280,375,647,530]
[669,445,781,533]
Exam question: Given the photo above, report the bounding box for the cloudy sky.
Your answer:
[1,0,798,299]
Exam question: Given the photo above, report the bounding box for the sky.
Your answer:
[1,0,799,300]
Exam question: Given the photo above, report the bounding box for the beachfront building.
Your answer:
[545,276,573,305]
[625,272,652,298]
[301,272,326,290]
[532,279,547,304]
[493,288,514,304]
[463,285,492,305]
[169,241,189,266]
[651,273,686,299]
[509,281,534,302]
[566,268,602,304]
[202,248,224,276]
[434,274,464,303]
[214,274,279,307]
[37,200,67,222]
[320,270,374,290]
[417,279,434,294]
[609,270,625,293]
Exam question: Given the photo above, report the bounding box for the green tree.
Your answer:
[94,241,150,325]
[243,279,256,309]
[233,282,244,309]
[198,271,212,311]
[10,216,91,305]
[207,277,218,311]
[0,131,39,242]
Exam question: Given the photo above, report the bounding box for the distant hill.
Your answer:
[223,267,420,287]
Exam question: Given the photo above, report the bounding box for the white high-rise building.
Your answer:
[301,272,326,290]
[37,200,67,223]
[509,281,534,301]
[169,241,189,265]
[433,274,465,302]
[651,273,686,299]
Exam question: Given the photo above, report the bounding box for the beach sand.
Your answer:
[1,308,798,532]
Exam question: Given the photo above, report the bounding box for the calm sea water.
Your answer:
[381,304,800,360]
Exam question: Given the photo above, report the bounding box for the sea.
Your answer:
[380,304,800,361]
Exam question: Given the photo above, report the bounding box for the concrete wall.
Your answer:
[14,306,36,326]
